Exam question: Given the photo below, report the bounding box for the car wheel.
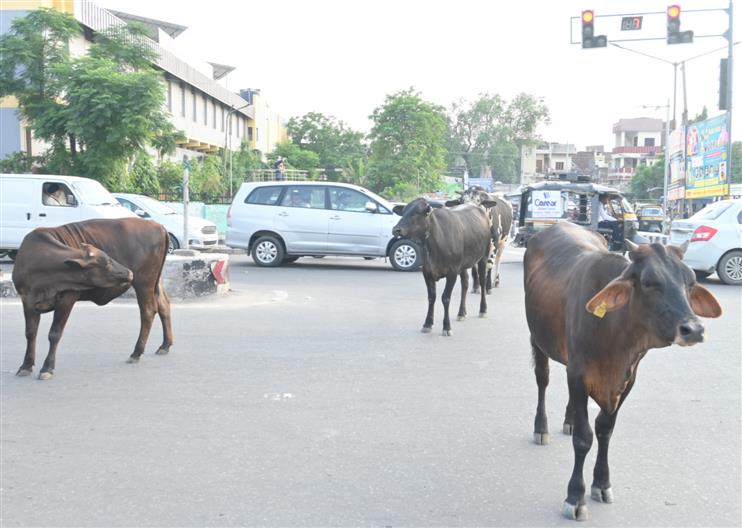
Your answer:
[390,239,422,271]
[717,250,742,285]
[167,234,179,254]
[251,236,285,267]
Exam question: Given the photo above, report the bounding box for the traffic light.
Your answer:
[667,5,693,44]
[719,58,728,110]
[581,10,607,48]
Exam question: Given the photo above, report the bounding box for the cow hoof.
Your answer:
[421,327,432,334]
[563,423,573,435]
[155,348,169,355]
[16,368,33,377]
[485,290,492,295]
[457,315,466,321]
[38,371,53,381]
[478,312,486,318]
[441,329,453,337]
[126,356,140,364]
[562,501,589,521]
[591,486,613,504]
[533,432,550,445]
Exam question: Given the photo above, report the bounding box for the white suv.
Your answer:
[226,181,421,270]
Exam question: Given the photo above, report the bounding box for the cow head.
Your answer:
[392,198,432,242]
[585,242,722,347]
[64,244,134,290]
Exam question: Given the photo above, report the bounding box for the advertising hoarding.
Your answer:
[685,114,730,199]
[668,127,685,200]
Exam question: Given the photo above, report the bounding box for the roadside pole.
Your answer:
[183,156,190,251]
[663,101,671,224]
[727,0,734,197]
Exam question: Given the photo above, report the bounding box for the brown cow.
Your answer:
[12,218,173,379]
[524,221,721,521]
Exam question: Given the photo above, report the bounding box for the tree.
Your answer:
[286,112,365,180]
[271,141,321,177]
[630,154,665,200]
[447,93,550,184]
[367,88,447,200]
[0,9,182,189]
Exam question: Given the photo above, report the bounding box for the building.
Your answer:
[520,142,576,184]
[608,117,664,189]
[0,0,287,162]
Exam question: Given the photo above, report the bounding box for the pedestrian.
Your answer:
[274,157,285,181]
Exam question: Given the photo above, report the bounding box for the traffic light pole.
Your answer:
[726,0,734,196]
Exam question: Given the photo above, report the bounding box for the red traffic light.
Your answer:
[668,5,681,18]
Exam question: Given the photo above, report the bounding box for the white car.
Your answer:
[669,199,742,285]
[225,181,422,270]
[114,193,219,253]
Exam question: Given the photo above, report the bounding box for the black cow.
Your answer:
[392,198,492,335]
[12,218,173,379]
[524,221,722,520]
[446,186,513,292]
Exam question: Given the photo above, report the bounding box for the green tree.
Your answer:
[447,92,549,184]
[367,88,447,200]
[189,155,224,197]
[1,10,182,190]
[271,141,321,176]
[128,152,159,195]
[630,154,666,200]
[286,112,365,180]
[230,142,264,185]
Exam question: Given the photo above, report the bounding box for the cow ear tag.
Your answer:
[593,301,607,318]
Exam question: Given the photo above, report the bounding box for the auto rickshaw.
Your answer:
[515,181,646,252]
[635,203,665,233]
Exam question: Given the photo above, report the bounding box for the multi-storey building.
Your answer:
[0,0,287,162]
[608,117,664,189]
[520,142,576,184]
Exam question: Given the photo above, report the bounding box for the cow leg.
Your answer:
[563,375,592,521]
[532,342,550,445]
[470,267,480,294]
[16,300,40,376]
[477,258,487,317]
[127,284,158,363]
[154,284,173,355]
[591,376,636,504]
[494,239,506,288]
[564,398,575,435]
[39,291,78,380]
[457,270,469,320]
[421,270,436,333]
[440,273,457,336]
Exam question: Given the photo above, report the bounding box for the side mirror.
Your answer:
[365,201,378,213]
[66,194,77,206]
[134,209,148,218]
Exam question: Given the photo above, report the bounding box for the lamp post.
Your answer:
[223,102,251,196]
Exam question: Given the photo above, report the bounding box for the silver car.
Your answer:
[225,182,421,271]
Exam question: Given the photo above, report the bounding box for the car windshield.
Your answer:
[641,207,663,216]
[690,200,733,221]
[134,195,178,215]
[71,180,120,206]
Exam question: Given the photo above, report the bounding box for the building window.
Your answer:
[247,127,253,142]
[167,81,172,112]
[180,83,186,117]
[236,116,240,138]
[212,101,216,129]
[632,136,638,146]
[644,137,655,147]
[536,159,543,172]
[229,114,233,136]
[555,161,565,170]
[221,107,225,132]
[244,121,248,139]
[192,89,197,122]
[203,95,208,125]
[255,127,259,142]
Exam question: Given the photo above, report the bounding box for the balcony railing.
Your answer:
[612,146,660,155]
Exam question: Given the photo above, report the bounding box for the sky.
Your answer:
[95,0,740,151]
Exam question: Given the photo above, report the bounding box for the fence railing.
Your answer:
[245,169,311,182]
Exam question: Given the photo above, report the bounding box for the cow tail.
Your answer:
[154,225,169,296]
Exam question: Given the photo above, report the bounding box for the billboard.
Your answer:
[685,114,730,199]
[668,127,685,201]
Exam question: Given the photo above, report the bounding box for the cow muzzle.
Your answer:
[674,319,705,346]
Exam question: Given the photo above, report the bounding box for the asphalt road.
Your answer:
[1,249,740,527]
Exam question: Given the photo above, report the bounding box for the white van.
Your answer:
[0,173,136,259]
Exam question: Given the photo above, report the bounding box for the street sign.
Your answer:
[620,16,642,31]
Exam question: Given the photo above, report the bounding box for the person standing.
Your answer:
[274,157,285,181]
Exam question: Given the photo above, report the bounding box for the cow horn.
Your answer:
[625,240,640,252]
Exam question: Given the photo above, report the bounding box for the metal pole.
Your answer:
[183,155,190,251]
[726,0,734,196]
[663,101,670,221]
[672,63,678,129]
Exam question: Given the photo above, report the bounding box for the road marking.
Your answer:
[263,392,294,401]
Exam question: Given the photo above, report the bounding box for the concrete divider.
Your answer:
[0,252,230,300]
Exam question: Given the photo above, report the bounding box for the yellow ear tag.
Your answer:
[593,301,607,319]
